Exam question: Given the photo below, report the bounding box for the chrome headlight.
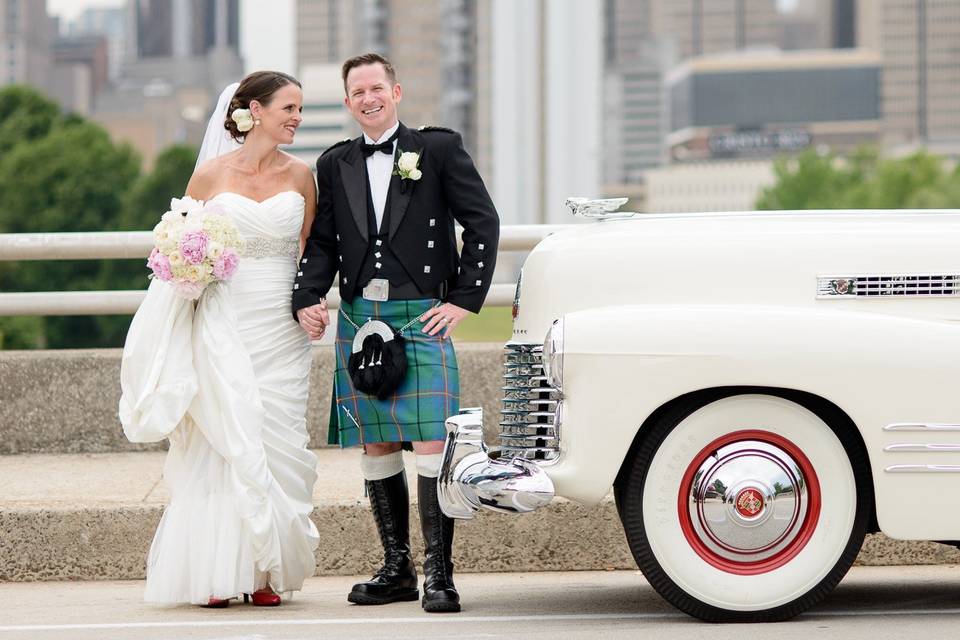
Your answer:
[542,318,564,389]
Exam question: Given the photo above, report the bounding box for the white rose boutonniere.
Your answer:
[231,108,254,132]
[395,150,422,181]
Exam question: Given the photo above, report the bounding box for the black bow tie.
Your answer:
[361,130,399,157]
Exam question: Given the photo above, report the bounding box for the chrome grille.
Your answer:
[500,343,561,461]
[818,274,960,298]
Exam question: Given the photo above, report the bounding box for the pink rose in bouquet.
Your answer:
[213,249,240,280]
[178,230,209,265]
[146,247,173,281]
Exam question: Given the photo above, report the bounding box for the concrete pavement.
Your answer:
[1,566,959,639]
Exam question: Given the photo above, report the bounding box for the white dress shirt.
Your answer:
[364,121,400,232]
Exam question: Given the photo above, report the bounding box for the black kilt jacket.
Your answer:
[292,123,500,316]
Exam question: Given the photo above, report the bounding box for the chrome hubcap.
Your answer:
[687,439,810,564]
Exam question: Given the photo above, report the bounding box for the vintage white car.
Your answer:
[438,199,960,622]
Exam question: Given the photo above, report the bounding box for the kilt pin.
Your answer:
[292,122,499,612]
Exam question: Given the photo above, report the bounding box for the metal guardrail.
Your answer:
[0,225,569,316]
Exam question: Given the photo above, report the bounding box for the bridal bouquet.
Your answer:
[146,196,245,300]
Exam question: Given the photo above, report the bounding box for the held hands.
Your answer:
[297,298,329,341]
[420,302,468,339]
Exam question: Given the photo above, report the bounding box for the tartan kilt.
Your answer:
[330,297,459,447]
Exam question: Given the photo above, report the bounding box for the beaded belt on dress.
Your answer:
[241,237,299,259]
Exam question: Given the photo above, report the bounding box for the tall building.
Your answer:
[666,49,881,162]
[488,0,602,224]
[295,0,480,155]
[660,0,781,59]
[601,0,780,184]
[86,0,243,167]
[64,7,126,82]
[296,0,360,66]
[780,0,856,50]
[603,41,675,183]
[832,0,856,48]
[438,0,475,147]
[384,0,443,133]
[0,0,54,88]
[49,34,109,114]
[130,0,239,60]
[859,0,960,147]
[286,63,352,166]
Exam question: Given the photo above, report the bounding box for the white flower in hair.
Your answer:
[231,108,254,132]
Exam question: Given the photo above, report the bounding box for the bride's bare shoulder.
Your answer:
[186,153,234,199]
[279,151,312,175]
[280,152,315,187]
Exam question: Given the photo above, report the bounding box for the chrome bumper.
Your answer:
[438,408,555,519]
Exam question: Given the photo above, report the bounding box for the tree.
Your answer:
[0,89,142,349]
[120,144,197,231]
[0,316,45,350]
[756,147,960,211]
[0,86,61,155]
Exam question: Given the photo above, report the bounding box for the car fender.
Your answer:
[548,304,960,540]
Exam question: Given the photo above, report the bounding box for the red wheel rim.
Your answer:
[676,430,822,575]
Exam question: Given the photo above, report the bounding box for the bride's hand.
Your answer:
[297,303,327,340]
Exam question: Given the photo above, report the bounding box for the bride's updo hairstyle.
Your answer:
[224,71,301,142]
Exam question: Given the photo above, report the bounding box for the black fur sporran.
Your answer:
[347,320,408,400]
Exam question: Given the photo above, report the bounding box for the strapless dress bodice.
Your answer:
[209,191,305,259]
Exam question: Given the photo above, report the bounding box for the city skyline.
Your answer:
[9,0,959,220]
[48,0,296,74]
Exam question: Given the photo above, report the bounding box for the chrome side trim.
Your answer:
[884,464,960,473]
[884,423,960,432]
[438,408,555,520]
[885,444,960,452]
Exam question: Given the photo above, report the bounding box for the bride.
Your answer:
[119,71,321,607]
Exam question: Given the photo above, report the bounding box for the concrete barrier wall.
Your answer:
[0,345,505,455]
[4,348,960,581]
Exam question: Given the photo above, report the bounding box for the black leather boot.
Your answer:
[418,474,460,613]
[348,471,419,605]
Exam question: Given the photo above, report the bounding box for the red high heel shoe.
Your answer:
[201,597,231,608]
[244,588,281,606]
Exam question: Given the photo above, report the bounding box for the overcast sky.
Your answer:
[45,0,296,75]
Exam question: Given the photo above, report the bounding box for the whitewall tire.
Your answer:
[618,393,870,622]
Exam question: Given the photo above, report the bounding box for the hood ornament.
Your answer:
[565,197,638,221]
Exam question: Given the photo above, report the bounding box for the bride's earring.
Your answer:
[254,119,261,126]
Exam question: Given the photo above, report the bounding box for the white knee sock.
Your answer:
[416,453,443,479]
[360,451,405,481]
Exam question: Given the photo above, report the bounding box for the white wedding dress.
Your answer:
[119,190,319,605]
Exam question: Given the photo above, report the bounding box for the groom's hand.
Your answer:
[297,299,329,341]
[420,303,468,339]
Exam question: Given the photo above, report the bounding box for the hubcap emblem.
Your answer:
[735,488,764,517]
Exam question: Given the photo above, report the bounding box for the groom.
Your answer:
[292,53,499,613]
